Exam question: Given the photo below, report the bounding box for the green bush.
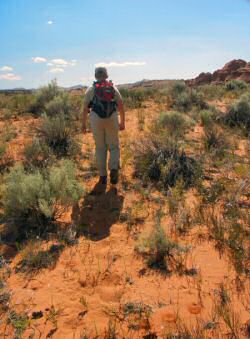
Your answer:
[0,92,35,116]
[135,214,188,271]
[3,160,84,238]
[200,109,214,127]
[69,94,83,121]
[172,81,187,96]
[203,125,229,159]
[173,91,192,112]
[198,84,226,100]
[119,88,145,109]
[0,142,14,174]
[134,136,202,190]
[189,89,208,110]
[8,93,35,115]
[224,93,250,135]
[29,79,60,115]
[44,93,71,118]
[155,111,194,138]
[24,138,55,169]
[171,83,208,112]
[38,113,80,158]
[225,80,247,91]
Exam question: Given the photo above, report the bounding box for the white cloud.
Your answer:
[0,66,13,72]
[50,58,77,67]
[32,57,47,63]
[51,59,68,66]
[47,20,53,25]
[49,67,64,73]
[95,61,146,68]
[0,73,21,81]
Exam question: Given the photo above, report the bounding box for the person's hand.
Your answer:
[119,121,125,131]
[82,122,87,134]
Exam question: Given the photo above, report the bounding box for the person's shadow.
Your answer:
[72,183,124,241]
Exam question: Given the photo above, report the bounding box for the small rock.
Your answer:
[32,311,43,319]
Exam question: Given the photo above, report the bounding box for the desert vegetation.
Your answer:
[0,78,249,338]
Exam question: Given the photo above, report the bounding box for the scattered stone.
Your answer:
[32,311,43,319]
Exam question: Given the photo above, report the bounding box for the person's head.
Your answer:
[95,67,108,81]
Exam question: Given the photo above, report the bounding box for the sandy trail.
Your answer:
[0,103,249,338]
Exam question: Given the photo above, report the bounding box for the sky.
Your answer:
[0,0,250,89]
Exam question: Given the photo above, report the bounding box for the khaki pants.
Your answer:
[90,111,120,176]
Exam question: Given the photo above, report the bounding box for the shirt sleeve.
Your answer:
[114,86,123,103]
[83,86,94,108]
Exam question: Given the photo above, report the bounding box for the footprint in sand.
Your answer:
[187,302,202,315]
[96,285,123,303]
[149,307,177,335]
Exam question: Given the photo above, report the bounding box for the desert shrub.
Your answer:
[167,183,192,235]
[224,93,250,135]
[136,109,146,131]
[0,94,10,109]
[38,113,80,158]
[200,109,214,127]
[173,91,192,112]
[134,136,202,190]
[7,93,35,116]
[44,92,71,118]
[0,108,13,120]
[155,111,194,138]
[201,178,250,276]
[189,89,208,110]
[227,222,247,275]
[7,310,29,338]
[135,214,188,271]
[0,143,14,173]
[198,84,226,100]
[144,87,160,99]
[29,79,60,115]
[200,178,228,204]
[1,124,17,143]
[16,242,64,273]
[171,82,208,112]
[203,125,229,158]
[3,160,84,238]
[225,80,247,91]
[119,88,145,109]
[24,138,55,169]
[0,92,34,116]
[172,81,187,96]
[69,94,83,121]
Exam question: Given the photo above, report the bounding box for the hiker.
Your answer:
[82,67,125,185]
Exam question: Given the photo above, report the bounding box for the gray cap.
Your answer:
[95,67,108,80]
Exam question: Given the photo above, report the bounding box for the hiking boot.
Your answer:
[99,176,107,185]
[110,169,119,185]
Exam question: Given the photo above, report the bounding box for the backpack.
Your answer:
[89,80,117,118]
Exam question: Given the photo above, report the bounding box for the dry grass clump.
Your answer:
[170,81,208,112]
[134,135,202,190]
[135,213,189,273]
[153,111,195,139]
[225,79,247,91]
[16,242,64,273]
[224,93,250,135]
[199,177,250,277]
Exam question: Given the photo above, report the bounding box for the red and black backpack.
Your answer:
[89,80,117,118]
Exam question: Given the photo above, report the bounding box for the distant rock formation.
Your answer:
[188,59,250,86]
